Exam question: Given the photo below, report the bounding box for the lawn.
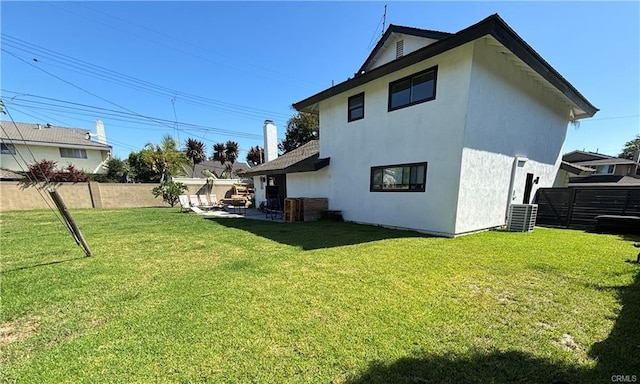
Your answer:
[1,208,638,383]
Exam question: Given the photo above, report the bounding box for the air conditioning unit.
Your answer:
[507,204,538,232]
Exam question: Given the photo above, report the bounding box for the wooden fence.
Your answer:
[534,186,640,229]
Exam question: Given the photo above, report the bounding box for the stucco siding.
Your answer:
[286,169,330,198]
[313,43,475,236]
[454,39,568,234]
[0,143,109,174]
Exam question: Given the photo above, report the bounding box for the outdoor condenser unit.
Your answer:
[507,204,538,232]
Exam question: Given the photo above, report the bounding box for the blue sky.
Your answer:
[2,1,638,161]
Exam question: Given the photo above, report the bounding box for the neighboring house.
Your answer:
[0,121,112,174]
[250,14,599,237]
[191,160,251,179]
[554,150,640,186]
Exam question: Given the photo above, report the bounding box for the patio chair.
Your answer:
[198,194,213,209]
[189,195,201,208]
[178,195,191,212]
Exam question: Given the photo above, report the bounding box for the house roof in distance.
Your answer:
[562,150,612,163]
[560,160,595,175]
[293,14,598,120]
[242,140,330,177]
[576,158,639,167]
[191,160,250,179]
[568,175,640,186]
[0,121,112,149]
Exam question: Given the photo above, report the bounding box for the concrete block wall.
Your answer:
[0,180,243,211]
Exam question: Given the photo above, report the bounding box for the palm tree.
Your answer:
[224,141,239,166]
[185,138,206,177]
[246,146,264,166]
[142,135,189,182]
[212,143,227,166]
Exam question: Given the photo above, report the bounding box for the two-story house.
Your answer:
[554,150,640,187]
[248,14,598,237]
[0,120,112,176]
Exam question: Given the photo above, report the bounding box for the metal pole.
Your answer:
[49,188,92,257]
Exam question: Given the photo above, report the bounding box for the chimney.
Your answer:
[95,119,107,145]
[263,119,278,163]
[633,150,640,163]
[36,123,41,130]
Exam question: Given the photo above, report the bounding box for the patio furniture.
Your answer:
[209,194,223,209]
[198,194,214,209]
[178,195,191,212]
[189,195,201,208]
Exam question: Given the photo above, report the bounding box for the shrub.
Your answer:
[152,181,187,207]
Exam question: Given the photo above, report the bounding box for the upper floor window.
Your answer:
[60,148,87,159]
[595,165,615,174]
[1,142,16,155]
[348,92,365,122]
[370,162,427,192]
[388,66,437,111]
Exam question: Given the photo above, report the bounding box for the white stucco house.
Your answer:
[0,120,112,175]
[246,14,598,237]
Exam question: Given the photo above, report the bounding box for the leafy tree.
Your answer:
[152,180,187,207]
[128,151,159,183]
[619,135,640,159]
[141,135,189,182]
[278,112,319,154]
[246,146,264,166]
[185,138,206,177]
[105,157,129,183]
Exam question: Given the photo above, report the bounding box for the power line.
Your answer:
[2,35,293,121]
[47,1,321,91]
[2,93,268,140]
[0,102,74,239]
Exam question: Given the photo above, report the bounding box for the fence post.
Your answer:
[566,188,577,228]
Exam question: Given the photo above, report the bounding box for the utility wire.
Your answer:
[49,1,321,90]
[0,103,73,236]
[2,36,292,121]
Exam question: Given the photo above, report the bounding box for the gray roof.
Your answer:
[568,175,640,186]
[191,160,251,178]
[0,168,24,180]
[293,14,598,119]
[562,150,612,163]
[560,160,595,174]
[0,121,112,149]
[243,140,330,176]
[576,158,639,166]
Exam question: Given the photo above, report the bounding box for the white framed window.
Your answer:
[60,148,87,159]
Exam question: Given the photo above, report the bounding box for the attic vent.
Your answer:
[396,40,404,58]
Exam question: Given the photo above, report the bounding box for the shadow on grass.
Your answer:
[1,256,85,274]
[345,350,587,384]
[589,262,640,379]
[347,267,640,384]
[207,218,427,250]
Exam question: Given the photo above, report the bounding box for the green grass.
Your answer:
[1,208,638,383]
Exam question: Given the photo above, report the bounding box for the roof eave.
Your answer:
[293,14,598,118]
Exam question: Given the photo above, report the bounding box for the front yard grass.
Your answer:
[1,208,638,383]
